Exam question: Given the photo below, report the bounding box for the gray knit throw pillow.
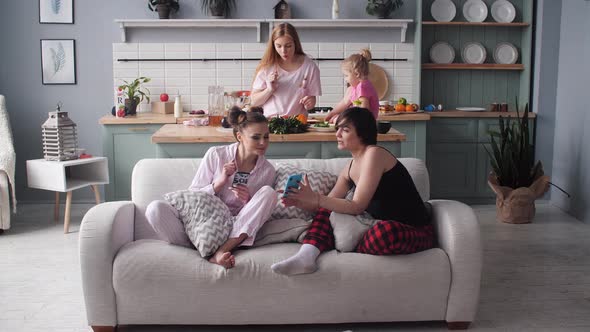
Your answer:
[271,164,337,221]
[164,190,234,257]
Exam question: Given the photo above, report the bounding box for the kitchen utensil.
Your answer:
[430,42,455,64]
[463,0,488,22]
[367,63,389,100]
[491,0,516,23]
[494,42,519,64]
[462,42,487,64]
[431,0,456,22]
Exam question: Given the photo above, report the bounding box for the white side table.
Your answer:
[26,157,109,233]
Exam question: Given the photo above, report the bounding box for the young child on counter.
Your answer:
[325,49,379,123]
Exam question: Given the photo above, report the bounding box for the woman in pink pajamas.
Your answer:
[145,107,277,269]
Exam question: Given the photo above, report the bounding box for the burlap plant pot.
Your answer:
[488,173,550,224]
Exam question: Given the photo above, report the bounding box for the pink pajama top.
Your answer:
[188,143,276,216]
[349,80,380,119]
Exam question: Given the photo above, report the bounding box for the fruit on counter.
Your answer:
[189,109,206,115]
[116,108,126,118]
[394,103,406,112]
[313,121,330,128]
[398,97,407,105]
[160,93,169,102]
[405,103,419,112]
[296,113,308,125]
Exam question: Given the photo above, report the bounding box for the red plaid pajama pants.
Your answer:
[302,208,435,255]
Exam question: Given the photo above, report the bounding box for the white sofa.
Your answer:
[0,95,16,231]
[79,157,482,331]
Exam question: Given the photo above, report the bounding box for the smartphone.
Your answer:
[282,174,303,197]
[232,172,250,187]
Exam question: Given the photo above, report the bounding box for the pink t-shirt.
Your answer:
[252,55,322,118]
[349,80,379,119]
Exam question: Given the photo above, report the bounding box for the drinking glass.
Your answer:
[208,85,224,126]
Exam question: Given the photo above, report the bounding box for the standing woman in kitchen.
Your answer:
[250,23,322,118]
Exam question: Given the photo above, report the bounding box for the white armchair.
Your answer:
[0,95,16,231]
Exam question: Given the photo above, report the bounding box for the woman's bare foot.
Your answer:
[209,251,235,269]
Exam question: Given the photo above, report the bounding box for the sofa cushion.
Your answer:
[113,240,451,324]
[164,190,233,257]
[252,218,309,247]
[271,163,337,221]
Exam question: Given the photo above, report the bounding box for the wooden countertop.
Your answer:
[152,125,406,143]
[429,111,536,118]
[99,111,534,125]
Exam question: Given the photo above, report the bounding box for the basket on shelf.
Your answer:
[42,105,78,161]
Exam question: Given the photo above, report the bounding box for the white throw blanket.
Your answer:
[0,95,17,229]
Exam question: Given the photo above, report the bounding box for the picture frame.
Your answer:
[39,0,74,24]
[41,39,77,85]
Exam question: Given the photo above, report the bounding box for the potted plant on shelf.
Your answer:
[148,0,180,19]
[366,0,404,19]
[200,0,236,18]
[485,100,550,224]
[117,77,151,115]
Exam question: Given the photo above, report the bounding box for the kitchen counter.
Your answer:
[429,111,536,118]
[151,125,406,143]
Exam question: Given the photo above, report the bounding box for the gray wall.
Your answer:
[0,0,415,203]
[549,0,590,223]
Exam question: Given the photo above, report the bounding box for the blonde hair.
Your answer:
[342,48,372,79]
[255,23,305,76]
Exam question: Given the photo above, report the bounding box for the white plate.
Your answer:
[309,126,336,132]
[491,0,516,23]
[462,42,487,64]
[430,42,455,64]
[456,107,486,112]
[463,0,488,22]
[431,0,456,22]
[494,42,518,64]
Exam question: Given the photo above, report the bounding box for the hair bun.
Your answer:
[228,106,246,126]
[359,48,372,62]
[249,106,264,114]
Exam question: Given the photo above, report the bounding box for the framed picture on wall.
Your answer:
[39,0,74,24]
[41,39,77,85]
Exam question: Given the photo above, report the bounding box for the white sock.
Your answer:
[271,244,320,276]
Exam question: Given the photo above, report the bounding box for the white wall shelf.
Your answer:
[267,19,413,43]
[115,18,413,43]
[115,19,263,42]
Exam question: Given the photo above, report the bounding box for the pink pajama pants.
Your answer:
[145,186,278,248]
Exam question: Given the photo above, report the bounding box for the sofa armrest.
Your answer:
[429,199,482,324]
[79,201,135,326]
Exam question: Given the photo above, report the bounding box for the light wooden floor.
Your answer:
[1,203,589,332]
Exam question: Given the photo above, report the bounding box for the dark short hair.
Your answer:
[228,106,268,140]
[335,107,377,146]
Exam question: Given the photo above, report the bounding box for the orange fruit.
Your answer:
[296,113,307,125]
[405,104,418,112]
[395,103,406,112]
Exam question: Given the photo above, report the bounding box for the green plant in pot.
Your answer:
[117,77,151,115]
[148,0,180,19]
[366,0,404,19]
[485,99,549,224]
[200,0,236,18]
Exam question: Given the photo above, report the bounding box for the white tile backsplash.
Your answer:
[113,42,416,110]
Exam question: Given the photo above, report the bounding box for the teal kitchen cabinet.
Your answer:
[427,116,535,203]
[102,124,163,201]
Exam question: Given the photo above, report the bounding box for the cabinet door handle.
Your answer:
[127,127,150,132]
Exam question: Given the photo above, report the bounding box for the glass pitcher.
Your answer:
[208,85,224,126]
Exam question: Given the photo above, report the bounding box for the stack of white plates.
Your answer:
[462,42,487,64]
[493,42,519,64]
[430,42,455,64]
[463,0,488,22]
[431,0,456,22]
[491,0,516,23]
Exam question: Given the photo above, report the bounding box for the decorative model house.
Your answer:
[42,105,78,161]
[274,0,291,19]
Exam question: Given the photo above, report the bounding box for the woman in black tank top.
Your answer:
[272,107,434,276]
